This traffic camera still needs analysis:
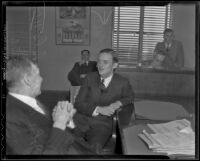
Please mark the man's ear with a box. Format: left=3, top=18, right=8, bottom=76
left=23, top=74, right=31, bottom=87
left=113, top=62, right=119, bottom=69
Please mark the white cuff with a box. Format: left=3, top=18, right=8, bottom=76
left=92, top=107, right=99, bottom=117
left=66, top=120, right=75, bottom=129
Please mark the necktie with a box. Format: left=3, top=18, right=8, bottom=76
left=166, top=44, right=170, bottom=52
left=100, top=79, right=106, bottom=92
left=101, top=79, right=105, bottom=87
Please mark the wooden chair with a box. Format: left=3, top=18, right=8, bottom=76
left=69, top=86, right=118, bottom=154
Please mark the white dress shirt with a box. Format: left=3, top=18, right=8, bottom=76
left=100, top=74, right=113, bottom=88
left=92, top=74, right=113, bottom=116
left=9, top=92, right=45, bottom=115
left=165, top=42, right=172, bottom=50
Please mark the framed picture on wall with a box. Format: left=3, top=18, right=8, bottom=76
left=55, top=7, right=91, bottom=45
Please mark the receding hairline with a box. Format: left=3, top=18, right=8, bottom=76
left=6, top=56, right=35, bottom=87
left=98, top=50, right=118, bottom=63
left=164, top=28, right=174, bottom=34
left=81, top=50, right=90, bottom=55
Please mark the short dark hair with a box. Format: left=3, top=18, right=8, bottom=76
left=163, top=28, right=174, bottom=35
left=99, top=48, right=118, bottom=63
left=81, top=49, right=90, bottom=55
left=6, top=56, right=34, bottom=89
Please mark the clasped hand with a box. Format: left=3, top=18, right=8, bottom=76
left=52, top=101, right=76, bottom=128
left=80, top=74, right=87, bottom=78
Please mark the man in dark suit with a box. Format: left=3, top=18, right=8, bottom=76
left=6, top=56, right=95, bottom=155
left=152, top=28, right=184, bottom=69
left=73, top=48, right=134, bottom=154
left=68, top=50, right=98, bottom=86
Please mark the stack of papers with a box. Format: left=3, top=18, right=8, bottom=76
left=138, top=119, right=195, bottom=156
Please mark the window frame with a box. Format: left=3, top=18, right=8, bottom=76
left=112, top=5, right=173, bottom=68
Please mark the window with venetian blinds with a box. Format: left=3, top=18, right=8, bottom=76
left=112, top=5, right=173, bottom=68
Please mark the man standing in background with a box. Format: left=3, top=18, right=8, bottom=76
left=68, top=49, right=97, bottom=86
left=152, top=28, right=184, bottom=69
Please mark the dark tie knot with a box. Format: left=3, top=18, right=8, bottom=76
left=101, top=79, right=104, bottom=84
left=166, top=44, right=170, bottom=52
left=100, top=79, right=106, bottom=92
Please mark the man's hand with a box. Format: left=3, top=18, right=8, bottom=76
left=97, top=106, right=116, bottom=116
left=156, top=54, right=165, bottom=61
left=52, top=101, right=76, bottom=130
left=80, top=74, right=87, bottom=78
left=109, top=101, right=122, bottom=111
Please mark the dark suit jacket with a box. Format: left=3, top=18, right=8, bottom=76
left=68, top=61, right=98, bottom=86
left=154, top=40, right=184, bottom=69
left=6, top=94, right=94, bottom=155
left=74, top=72, right=134, bottom=130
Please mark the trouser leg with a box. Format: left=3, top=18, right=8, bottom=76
left=85, top=125, right=112, bottom=154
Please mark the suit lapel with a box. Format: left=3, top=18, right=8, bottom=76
left=105, top=74, right=116, bottom=91
left=171, top=40, right=176, bottom=50
left=36, top=99, right=51, bottom=117
left=96, top=74, right=102, bottom=95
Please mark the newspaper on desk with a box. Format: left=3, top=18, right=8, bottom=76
left=138, top=119, right=195, bottom=156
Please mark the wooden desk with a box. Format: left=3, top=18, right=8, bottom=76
left=117, top=111, right=195, bottom=159
left=117, top=110, right=167, bottom=156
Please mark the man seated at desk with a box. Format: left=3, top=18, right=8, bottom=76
left=72, top=48, right=134, bottom=154
left=68, top=49, right=98, bottom=86
left=151, top=28, right=184, bottom=70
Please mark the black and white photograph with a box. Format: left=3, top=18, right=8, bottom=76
left=1, top=1, right=199, bottom=160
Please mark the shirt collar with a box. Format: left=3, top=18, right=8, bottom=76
left=165, top=42, right=172, bottom=48
left=9, top=92, right=45, bottom=115
left=101, top=74, right=113, bottom=88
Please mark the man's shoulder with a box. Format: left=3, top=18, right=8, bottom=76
left=173, top=40, right=182, bottom=45
left=86, top=72, right=99, bottom=78
left=156, top=41, right=164, bottom=46
left=89, top=61, right=97, bottom=65
left=114, top=73, right=129, bottom=82
left=74, top=62, right=81, bottom=66
left=6, top=95, right=25, bottom=120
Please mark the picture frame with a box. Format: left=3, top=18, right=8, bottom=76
left=55, top=7, right=91, bottom=45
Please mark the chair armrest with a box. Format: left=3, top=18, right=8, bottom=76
left=69, top=86, right=80, bottom=104
left=111, top=114, right=117, bottom=139
left=117, top=102, right=135, bottom=127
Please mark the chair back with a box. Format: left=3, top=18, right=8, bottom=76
left=70, top=86, right=80, bottom=104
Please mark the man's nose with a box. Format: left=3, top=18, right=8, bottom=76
left=40, top=77, right=43, bottom=82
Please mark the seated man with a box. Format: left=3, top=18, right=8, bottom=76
left=151, top=28, right=184, bottom=69
left=6, top=55, right=95, bottom=155
left=68, top=50, right=98, bottom=86
left=73, top=48, right=134, bottom=154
